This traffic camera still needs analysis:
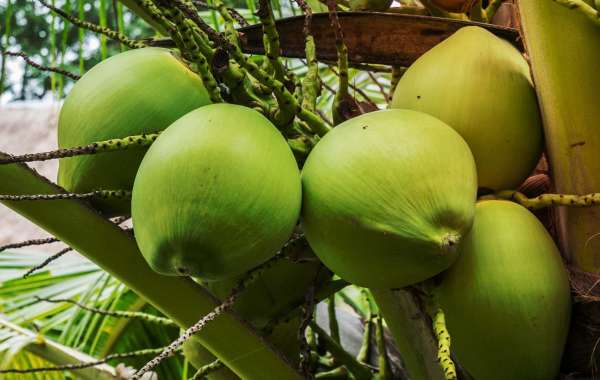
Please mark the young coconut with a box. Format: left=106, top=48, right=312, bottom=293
left=435, top=200, right=570, bottom=380
left=131, top=104, right=302, bottom=280
left=391, top=26, right=543, bottom=192
left=57, top=47, right=212, bottom=216
left=301, top=109, right=477, bottom=289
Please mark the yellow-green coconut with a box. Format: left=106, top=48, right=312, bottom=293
left=301, top=109, right=477, bottom=289
left=436, top=200, right=571, bottom=380
left=391, top=26, right=543, bottom=191
left=58, top=48, right=211, bottom=215
left=131, top=104, right=302, bottom=280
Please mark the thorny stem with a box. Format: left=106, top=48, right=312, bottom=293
left=35, top=296, right=177, bottom=326
left=295, top=0, right=320, bottom=113
left=2, top=51, right=80, bottom=80
left=172, top=0, right=330, bottom=136
left=37, top=0, right=145, bottom=49
left=0, top=237, right=59, bottom=253
left=157, top=2, right=223, bottom=103
left=0, top=346, right=174, bottom=374
left=133, top=0, right=179, bottom=36
left=553, top=0, right=600, bottom=26
left=189, top=359, right=224, bottom=379
left=431, top=308, right=457, bottom=380
left=258, top=0, right=286, bottom=82
left=491, top=191, right=600, bottom=210
left=192, top=0, right=250, bottom=27
left=131, top=249, right=289, bottom=379
left=0, top=190, right=132, bottom=202
left=23, top=247, right=72, bottom=278
left=327, top=0, right=350, bottom=125
left=0, top=132, right=160, bottom=164
left=23, top=218, right=131, bottom=278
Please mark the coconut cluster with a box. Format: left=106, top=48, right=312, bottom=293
left=57, top=26, right=569, bottom=379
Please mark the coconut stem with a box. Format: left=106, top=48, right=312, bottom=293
left=37, top=0, right=145, bottom=49
left=493, top=190, right=600, bottom=210
left=35, top=296, right=177, bottom=326
left=327, top=0, right=350, bottom=126
left=0, top=189, right=131, bottom=202
left=1, top=51, right=80, bottom=80
left=0, top=132, right=159, bottom=164
left=296, top=0, right=320, bottom=113
left=0, top=346, right=171, bottom=374
left=258, top=0, right=287, bottom=82
left=370, top=288, right=444, bottom=380
left=430, top=307, right=457, bottom=380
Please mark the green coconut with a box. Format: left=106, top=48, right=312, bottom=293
left=57, top=47, right=211, bottom=216
left=301, top=109, right=477, bottom=289
left=435, top=200, right=571, bottom=380
left=391, top=26, right=543, bottom=191
left=131, top=104, right=302, bottom=280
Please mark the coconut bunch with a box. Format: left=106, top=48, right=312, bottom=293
left=53, top=0, right=570, bottom=374
left=301, top=26, right=570, bottom=379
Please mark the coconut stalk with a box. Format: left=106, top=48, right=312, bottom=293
left=370, top=289, right=444, bottom=380
left=517, top=0, right=600, bottom=373
left=0, top=158, right=303, bottom=380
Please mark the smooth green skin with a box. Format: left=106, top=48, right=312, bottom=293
left=301, top=109, right=477, bottom=289
left=58, top=47, right=211, bottom=215
left=132, top=104, right=302, bottom=280
left=391, top=26, right=543, bottom=191
left=436, top=200, right=571, bottom=380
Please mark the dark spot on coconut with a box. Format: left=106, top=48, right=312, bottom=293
left=571, top=141, right=586, bottom=147
left=362, top=125, right=368, bottom=130
left=417, top=95, right=421, bottom=100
